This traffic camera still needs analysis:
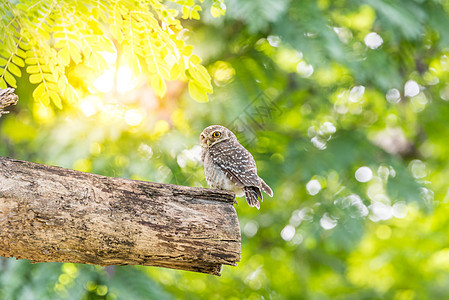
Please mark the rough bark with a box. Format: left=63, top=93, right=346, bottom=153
left=0, top=88, right=18, bottom=116
left=0, top=157, right=240, bottom=275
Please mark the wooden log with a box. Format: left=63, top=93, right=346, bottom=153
left=0, top=88, right=18, bottom=116
left=0, top=157, right=241, bottom=275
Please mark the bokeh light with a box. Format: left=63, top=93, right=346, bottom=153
left=364, top=32, right=383, bottom=49
left=355, top=166, right=373, bottom=183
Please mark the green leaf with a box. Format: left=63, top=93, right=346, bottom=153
left=86, top=52, right=108, bottom=73
left=188, top=81, right=208, bottom=102
left=16, top=48, right=27, bottom=58
left=3, top=70, right=17, bottom=87
left=191, top=9, right=200, bottom=20
left=12, top=55, right=25, bottom=67
left=151, top=74, right=167, bottom=97
left=29, top=73, right=43, bottom=84
left=58, top=47, right=70, bottom=66
left=169, top=63, right=180, bottom=80
left=211, top=6, right=222, bottom=18
left=189, top=54, right=201, bottom=64
left=211, top=2, right=226, bottom=18
left=58, top=74, right=68, bottom=93
left=32, top=83, right=46, bottom=100
left=26, top=65, right=40, bottom=74
left=43, top=73, right=57, bottom=83
left=187, top=63, right=212, bottom=92
left=49, top=91, right=62, bottom=109
left=64, top=84, right=79, bottom=103
left=68, top=43, right=82, bottom=64
left=7, top=62, right=21, bottom=77
left=0, top=57, right=7, bottom=65
left=25, top=57, right=38, bottom=65
left=40, top=93, right=50, bottom=106
left=182, top=6, right=190, bottom=19
left=0, top=78, right=6, bottom=89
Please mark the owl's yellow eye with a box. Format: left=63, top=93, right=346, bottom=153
left=212, top=131, right=221, bottom=138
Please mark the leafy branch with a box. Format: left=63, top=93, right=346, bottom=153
left=0, top=0, right=226, bottom=107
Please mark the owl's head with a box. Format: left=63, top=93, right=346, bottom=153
left=200, top=125, right=237, bottom=148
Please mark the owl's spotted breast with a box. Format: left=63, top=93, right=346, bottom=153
left=208, top=140, right=260, bottom=187
left=203, top=151, right=245, bottom=197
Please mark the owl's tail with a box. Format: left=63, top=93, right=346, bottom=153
left=244, top=186, right=261, bottom=210
left=260, top=178, right=273, bottom=197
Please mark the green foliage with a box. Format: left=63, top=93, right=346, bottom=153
left=2, top=0, right=449, bottom=299
left=0, top=261, right=172, bottom=299
left=0, top=0, right=218, bottom=105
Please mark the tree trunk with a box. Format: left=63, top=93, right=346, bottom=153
left=0, top=157, right=241, bottom=276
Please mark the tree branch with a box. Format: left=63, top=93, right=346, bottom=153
left=0, top=88, right=19, bottom=116
left=0, top=157, right=241, bottom=276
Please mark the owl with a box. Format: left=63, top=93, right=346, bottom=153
left=200, top=125, right=273, bottom=209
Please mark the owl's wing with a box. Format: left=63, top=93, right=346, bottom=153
left=209, top=141, right=261, bottom=188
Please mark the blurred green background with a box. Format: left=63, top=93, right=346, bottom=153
left=2, top=0, right=449, bottom=299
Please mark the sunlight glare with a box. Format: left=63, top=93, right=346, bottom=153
left=117, top=66, right=139, bottom=94
left=125, top=109, right=144, bottom=126
left=93, top=69, right=114, bottom=93
left=93, top=65, right=139, bottom=94
left=80, top=96, right=102, bottom=117
left=100, top=51, right=117, bottom=65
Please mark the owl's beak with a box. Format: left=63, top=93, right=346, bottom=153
left=206, top=139, right=211, bottom=146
